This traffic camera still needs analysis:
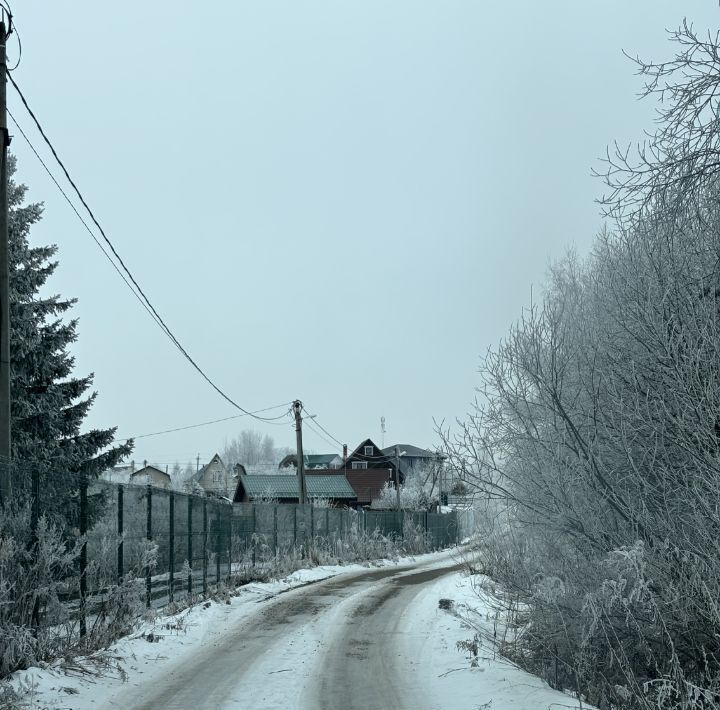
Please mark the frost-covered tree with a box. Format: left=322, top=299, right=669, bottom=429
left=372, top=462, right=440, bottom=511
left=221, top=429, right=289, bottom=468
left=442, top=19, right=720, bottom=707
left=8, top=157, right=132, bottom=523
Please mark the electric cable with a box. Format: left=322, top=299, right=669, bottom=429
left=114, top=402, right=293, bottom=442
left=300, top=405, right=344, bottom=448
left=8, top=110, right=172, bottom=335
left=303, top=417, right=340, bottom=451
left=7, top=74, right=286, bottom=424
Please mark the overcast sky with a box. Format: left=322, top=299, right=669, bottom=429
left=8, top=1, right=719, bottom=469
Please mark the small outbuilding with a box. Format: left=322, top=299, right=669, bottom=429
left=129, top=464, right=172, bottom=490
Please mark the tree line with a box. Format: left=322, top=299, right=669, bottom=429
left=443, top=19, right=720, bottom=709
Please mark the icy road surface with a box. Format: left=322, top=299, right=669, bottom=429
left=12, top=552, right=591, bottom=709
left=119, top=556, right=587, bottom=710
left=127, top=562, right=461, bottom=710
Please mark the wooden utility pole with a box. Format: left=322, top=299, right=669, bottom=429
left=293, top=400, right=307, bottom=504
left=0, top=17, right=11, bottom=506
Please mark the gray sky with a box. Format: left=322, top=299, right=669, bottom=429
left=9, top=1, right=719, bottom=468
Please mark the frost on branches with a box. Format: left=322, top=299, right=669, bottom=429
left=442, top=20, right=720, bottom=710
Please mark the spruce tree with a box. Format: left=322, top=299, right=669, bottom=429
left=7, top=156, right=132, bottom=524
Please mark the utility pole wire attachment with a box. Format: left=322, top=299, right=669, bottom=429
left=0, top=3, right=18, bottom=71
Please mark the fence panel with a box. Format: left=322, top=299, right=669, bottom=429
left=15, top=469, right=461, bottom=640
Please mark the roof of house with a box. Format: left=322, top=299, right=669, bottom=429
left=192, top=453, right=226, bottom=482
left=344, top=469, right=392, bottom=504
left=306, top=468, right=391, bottom=505
left=306, top=453, right=341, bottom=466
left=130, top=465, right=170, bottom=479
left=278, top=453, right=341, bottom=469
left=234, top=474, right=357, bottom=501
left=345, top=439, right=397, bottom=468
left=382, top=444, right=445, bottom=460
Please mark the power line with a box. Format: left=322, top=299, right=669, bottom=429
left=301, top=406, right=344, bottom=448
left=114, top=402, right=293, bottom=442
left=303, top=416, right=340, bottom=451
left=7, top=73, right=284, bottom=424
left=8, top=110, right=172, bottom=335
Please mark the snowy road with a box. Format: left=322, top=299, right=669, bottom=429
left=15, top=552, right=590, bottom=709
left=124, top=559, right=464, bottom=710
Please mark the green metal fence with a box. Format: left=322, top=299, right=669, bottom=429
left=13, top=472, right=459, bottom=634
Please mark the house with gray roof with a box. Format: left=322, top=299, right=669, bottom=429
left=278, top=453, right=343, bottom=470
left=233, top=473, right=357, bottom=507
left=382, top=444, right=445, bottom=479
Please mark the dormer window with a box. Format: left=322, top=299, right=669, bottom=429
left=364, top=445, right=373, bottom=456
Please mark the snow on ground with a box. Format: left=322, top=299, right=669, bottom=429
left=407, top=571, right=596, bottom=710
left=7, top=551, right=453, bottom=709
left=7, top=549, right=594, bottom=710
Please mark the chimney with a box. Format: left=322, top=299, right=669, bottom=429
left=342, top=444, right=348, bottom=461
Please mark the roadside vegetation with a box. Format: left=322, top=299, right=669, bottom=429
left=0, top=499, right=434, bottom=709
left=443, top=19, right=720, bottom=709
left=0, top=155, right=443, bottom=701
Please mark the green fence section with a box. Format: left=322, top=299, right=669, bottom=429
left=80, top=480, right=460, bottom=615
left=7, top=466, right=459, bottom=637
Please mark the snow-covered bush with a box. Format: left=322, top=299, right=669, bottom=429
left=372, top=462, right=440, bottom=510
left=442, top=28, right=720, bottom=702
left=0, top=505, right=149, bottom=680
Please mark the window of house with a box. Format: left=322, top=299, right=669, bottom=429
left=364, top=445, right=373, bottom=456
left=352, top=461, right=368, bottom=470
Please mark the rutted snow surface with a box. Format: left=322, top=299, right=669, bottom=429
left=9, top=551, right=592, bottom=709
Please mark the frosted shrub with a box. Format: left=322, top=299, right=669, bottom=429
left=400, top=516, right=431, bottom=555
left=0, top=506, right=78, bottom=677
left=0, top=505, right=150, bottom=680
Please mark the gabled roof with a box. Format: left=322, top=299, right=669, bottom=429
left=278, top=453, right=341, bottom=469
left=192, top=453, right=226, bottom=482
left=306, top=453, right=341, bottom=467
left=346, top=438, right=391, bottom=463
left=382, top=444, right=445, bottom=460
left=234, top=474, right=356, bottom=501
left=130, top=465, right=170, bottom=479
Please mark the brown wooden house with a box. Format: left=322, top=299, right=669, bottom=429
left=302, top=439, right=403, bottom=507
left=306, top=467, right=391, bottom=507
left=342, top=438, right=404, bottom=482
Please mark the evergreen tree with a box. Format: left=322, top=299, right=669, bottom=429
left=7, top=156, right=132, bottom=524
